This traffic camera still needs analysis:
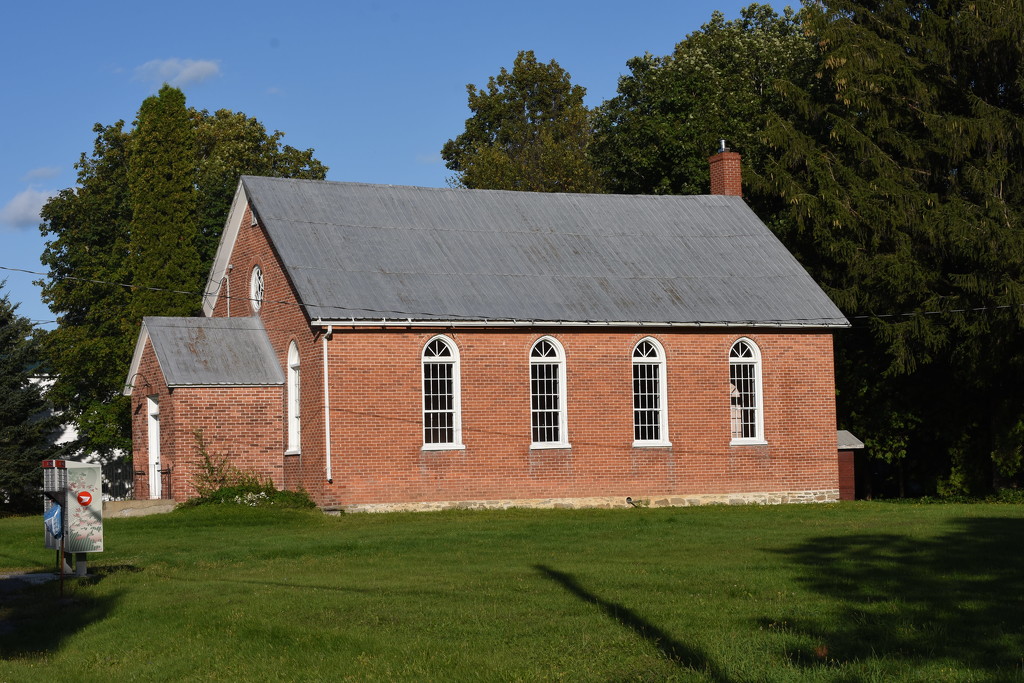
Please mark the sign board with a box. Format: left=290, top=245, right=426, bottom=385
left=43, top=460, right=104, bottom=553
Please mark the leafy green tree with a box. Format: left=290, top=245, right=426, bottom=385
left=39, top=122, right=134, bottom=456
left=442, top=50, right=602, bottom=193
left=39, top=86, right=328, bottom=457
left=749, top=0, right=1024, bottom=494
left=194, top=108, right=327, bottom=265
left=0, top=285, right=59, bottom=514
left=593, top=4, right=815, bottom=195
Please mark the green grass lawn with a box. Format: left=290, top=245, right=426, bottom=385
left=2, top=502, right=1023, bottom=681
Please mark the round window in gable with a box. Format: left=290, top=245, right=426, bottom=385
left=250, top=265, right=265, bottom=313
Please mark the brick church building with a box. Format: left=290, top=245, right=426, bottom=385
left=125, top=151, right=850, bottom=511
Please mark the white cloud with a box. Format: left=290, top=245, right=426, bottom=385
left=0, top=188, right=55, bottom=230
left=23, top=166, right=61, bottom=181
left=134, top=58, right=221, bottom=87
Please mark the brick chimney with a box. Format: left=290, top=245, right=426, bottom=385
left=708, top=140, right=742, bottom=197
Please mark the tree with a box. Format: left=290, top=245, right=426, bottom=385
left=442, top=50, right=602, bottom=193
left=592, top=4, right=815, bottom=195
left=194, top=108, right=327, bottom=265
left=749, top=0, right=1024, bottom=494
left=0, top=285, right=59, bottom=513
left=39, top=122, right=134, bottom=457
left=39, top=86, right=328, bottom=457
left=128, top=85, right=202, bottom=322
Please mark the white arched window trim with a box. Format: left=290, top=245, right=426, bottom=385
left=421, top=335, right=465, bottom=450
left=632, top=337, right=671, bottom=447
left=530, top=336, right=570, bottom=449
left=729, top=337, right=766, bottom=445
left=286, top=341, right=301, bottom=454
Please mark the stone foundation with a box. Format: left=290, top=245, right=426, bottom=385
left=327, top=489, right=840, bottom=514
left=104, top=499, right=178, bottom=517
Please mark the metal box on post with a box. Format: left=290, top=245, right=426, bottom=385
left=42, top=460, right=104, bottom=555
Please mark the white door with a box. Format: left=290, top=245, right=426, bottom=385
left=147, top=396, right=161, bottom=499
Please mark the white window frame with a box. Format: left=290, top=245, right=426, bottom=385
left=530, top=336, right=570, bottom=449
left=729, top=338, right=766, bottom=445
left=286, top=341, right=301, bottom=454
left=632, top=337, right=671, bottom=447
left=250, top=265, right=265, bottom=313
left=421, top=335, right=464, bottom=450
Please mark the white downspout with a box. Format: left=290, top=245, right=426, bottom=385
left=224, top=264, right=233, bottom=317
left=323, top=325, right=333, bottom=483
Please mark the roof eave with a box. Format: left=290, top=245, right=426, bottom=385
left=165, top=382, right=285, bottom=389
left=202, top=183, right=250, bottom=317
left=311, top=317, right=851, bottom=330
left=123, top=321, right=151, bottom=396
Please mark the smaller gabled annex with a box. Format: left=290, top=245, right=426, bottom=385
left=125, top=317, right=286, bottom=500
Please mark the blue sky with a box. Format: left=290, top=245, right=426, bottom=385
left=1, top=0, right=755, bottom=328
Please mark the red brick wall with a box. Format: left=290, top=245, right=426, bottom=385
left=709, top=151, right=743, bottom=196
left=130, top=338, right=167, bottom=500
left=139, top=200, right=840, bottom=508
left=319, top=328, right=838, bottom=507
left=838, top=450, right=856, bottom=500
left=209, top=204, right=326, bottom=501
left=166, top=386, right=283, bottom=497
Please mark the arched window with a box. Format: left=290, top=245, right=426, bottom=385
left=729, top=338, right=765, bottom=443
left=250, top=265, right=265, bottom=313
left=530, top=337, right=569, bottom=448
left=633, top=338, right=670, bottom=446
left=287, top=342, right=301, bottom=453
left=422, top=336, right=463, bottom=449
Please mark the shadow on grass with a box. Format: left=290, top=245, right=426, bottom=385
left=535, top=564, right=733, bottom=682
left=219, top=577, right=371, bottom=593
left=0, top=564, right=139, bottom=659
left=768, top=516, right=1024, bottom=674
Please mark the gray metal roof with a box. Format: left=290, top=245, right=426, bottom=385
left=241, top=176, right=848, bottom=327
left=143, top=316, right=284, bottom=387
left=837, top=429, right=865, bottom=450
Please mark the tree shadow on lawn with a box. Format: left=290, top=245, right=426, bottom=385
left=215, top=577, right=371, bottom=594
left=0, top=564, right=139, bottom=659
left=767, top=517, right=1024, bottom=674
left=535, top=564, right=734, bottom=682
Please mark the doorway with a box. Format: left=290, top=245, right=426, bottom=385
left=147, top=396, right=161, bottom=499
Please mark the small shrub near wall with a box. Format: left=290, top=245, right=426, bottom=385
left=178, top=481, right=316, bottom=509
left=181, top=430, right=316, bottom=509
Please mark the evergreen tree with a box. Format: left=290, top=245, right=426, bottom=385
left=0, top=286, right=58, bottom=514
left=128, top=85, right=202, bottom=321
left=39, top=87, right=328, bottom=456
left=442, top=51, right=602, bottom=192
left=749, top=0, right=1024, bottom=493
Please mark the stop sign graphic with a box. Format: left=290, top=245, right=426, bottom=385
left=77, top=491, right=92, bottom=506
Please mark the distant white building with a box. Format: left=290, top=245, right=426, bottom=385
left=31, top=376, right=131, bottom=500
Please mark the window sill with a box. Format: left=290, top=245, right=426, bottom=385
left=730, top=439, right=768, bottom=446
left=421, top=443, right=466, bottom=451
left=530, top=442, right=571, bottom=450
left=632, top=440, right=673, bottom=448
left=284, top=449, right=301, bottom=457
